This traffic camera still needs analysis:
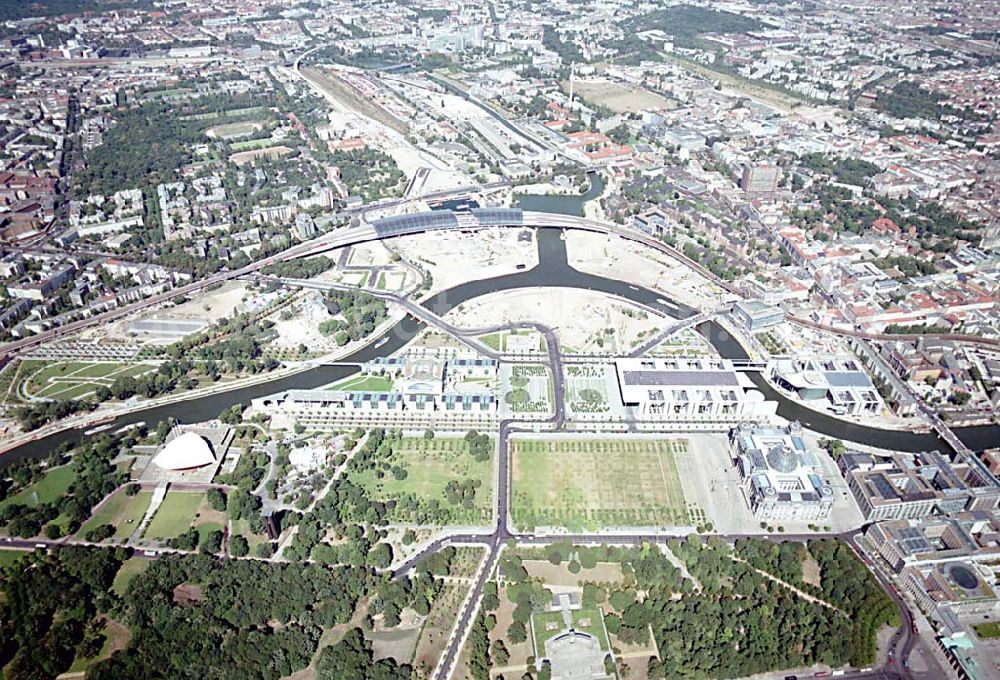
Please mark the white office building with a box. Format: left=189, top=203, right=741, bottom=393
left=613, top=357, right=777, bottom=420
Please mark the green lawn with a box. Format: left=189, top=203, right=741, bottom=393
left=111, top=558, right=150, bottom=596
left=144, top=492, right=205, bottom=540
left=349, top=437, right=493, bottom=525
left=78, top=490, right=153, bottom=541
left=974, top=621, right=1000, bottom=639
left=0, top=464, right=75, bottom=511
left=0, top=549, right=30, bottom=568
left=196, top=522, right=224, bottom=543
left=532, top=610, right=567, bottom=652
left=480, top=333, right=502, bottom=351
left=571, top=608, right=610, bottom=651
left=230, top=518, right=270, bottom=550
left=511, top=438, right=688, bottom=531
left=326, top=373, right=395, bottom=392
left=532, top=606, right=610, bottom=654
left=21, top=360, right=155, bottom=400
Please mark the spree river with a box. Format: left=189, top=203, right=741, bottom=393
left=2, top=222, right=997, bottom=467
left=514, top=172, right=606, bottom=217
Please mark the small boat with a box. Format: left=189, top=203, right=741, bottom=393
left=114, top=421, right=144, bottom=434
left=84, top=423, right=115, bottom=436
left=83, top=415, right=117, bottom=435
left=374, top=337, right=389, bottom=348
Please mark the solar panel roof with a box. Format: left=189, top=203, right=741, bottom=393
left=825, top=371, right=874, bottom=388
left=621, top=370, right=740, bottom=387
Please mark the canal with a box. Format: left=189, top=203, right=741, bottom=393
left=2, top=225, right=996, bottom=467
left=514, top=171, right=606, bottom=217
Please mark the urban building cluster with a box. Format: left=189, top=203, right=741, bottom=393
left=1, top=1, right=999, bottom=677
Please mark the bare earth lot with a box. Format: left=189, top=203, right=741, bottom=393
left=562, top=79, right=675, bottom=113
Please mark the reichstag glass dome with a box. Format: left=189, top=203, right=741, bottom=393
left=766, top=445, right=799, bottom=473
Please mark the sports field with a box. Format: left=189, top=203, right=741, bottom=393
left=561, top=79, right=675, bottom=113
left=205, top=120, right=264, bottom=140
left=511, top=438, right=688, bottom=531
left=18, top=360, right=155, bottom=401
left=230, top=137, right=279, bottom=152
left=349, top=437, right=493, bottom=525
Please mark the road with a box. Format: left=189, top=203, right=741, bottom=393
left=6, top=225, right=921, bottom=680
left=0, top=204, right=719, bottom=360
left=10, top=204, right=992, bottom=375
left=789, top=313, right=1000, bottom=350
left=3, top=207, right=931, bottom=680
left=374, top=300, right=914, bottom=680
left=627, top=304, right=732, bottom=358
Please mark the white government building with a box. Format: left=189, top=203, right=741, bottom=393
left=730, top=422, right=835, bottom=522
left=613, top=357, right=777, bottom=420
left=251, top=356, right=499, bottom=428
left=768, top=355, right=885, bottom=416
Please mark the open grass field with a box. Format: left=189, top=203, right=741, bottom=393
left=0, top=464, right=75, bottom=512
left=974, top=621, right=1000, bottom=639
left=111, top=558, right=150, bottom=596
left=18, top=360, right=156, bottom=401
left=479, top=333, right=502, bottom=351
left=349, top=437, right=493, bottom=525
left=326, top=373, right=395, bottom=392
left=0, top=549, right=30, bottom=568
left=523, top=560, right=624, bottom=588
left=511, top=438, right=688, bottom=531
left=78, top=489, right=153, bottom=541
left=532, top=606, right=610, bottom=654
left=144, top=492, right=204, bottom=540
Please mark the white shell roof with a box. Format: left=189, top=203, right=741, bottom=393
left=152, top=432, right=215, bottom=470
